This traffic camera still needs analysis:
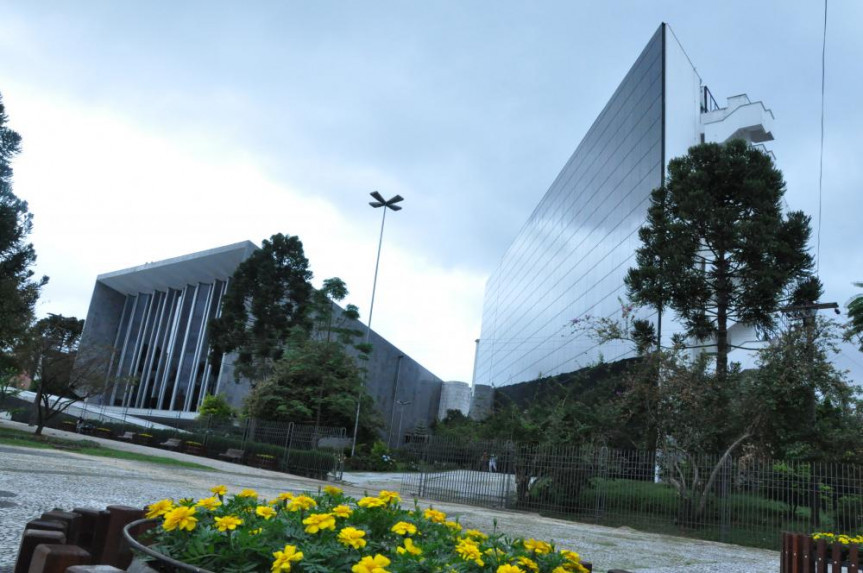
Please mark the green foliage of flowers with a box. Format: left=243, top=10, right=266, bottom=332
left=144, top=486, right=589, bottom=573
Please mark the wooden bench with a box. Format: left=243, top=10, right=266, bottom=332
left=117, top=432, right=135, bottom=442
left=159, top=438, right=182, bottom=450
left=218, top=448, right=245, bottom=463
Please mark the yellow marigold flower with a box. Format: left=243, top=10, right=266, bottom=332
left=423, top=508, right=446, bottom=523
left=517, top=556, right=539, bottom=572
left=210, top=485, right=228, bottom=496
left=288, top=495, right=317, bottom=512
left=391, top=521, right=418, bottom=536
left=497, top=566, right=525, bottom=573
left=277, top=492, right=295, bottom=502
left=523, top=538, right=552, bottom=554
left=303, top=512, right=336, bottom=533
left=444, top=520, right=462, bottom=532
left=333, top=505, right=353, bottom=518
left=238, top=488, right=258, bottom=498
left=357, top=496, right=386, bottom=509
left=465, top=528, right=488, bottom=540
left=377, top=490, right=401, bottom=504
left=195, top=497, right=222, bottom=511
left=351, top=554, right=391, bottom=573
left=162, top=506, right=197, bottom=532
left=396, top=537, right=422, bottom=556
left=250, top=527, right=263, bottom=535
left=455, top=538, right=484, bottom=566
left=337, top=526, right=367, bottom=549
left=146, top=499, right=174, bottom=519
left=214, top=515, right=243, bottom=532
left=271, top=544, right=303, bottom=572
left=552, top=568, right=568, bottom=573
left=560, top=550, right=581, bottom=563
left=256, top=505, right=277, bottom=520
left=324, top=485, right=343, bottom=496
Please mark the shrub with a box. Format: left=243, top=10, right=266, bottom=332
left=284, top=449, right=339, bottom=480
left=197, top=394, right=234, bottom=422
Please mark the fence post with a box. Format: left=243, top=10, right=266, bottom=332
left=500, top=440, right=514, bottom=509
left=282, top=422, right=295, bottom=469
left=241, top=418, right=251, bottom=451
left=719, top=455, right=731, bottom=543
left=594, top=446, right=609, bottom=523
left=418, top=437, right=430, bottom=498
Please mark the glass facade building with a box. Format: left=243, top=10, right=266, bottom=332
left=475, top=24, right=773, bottom=387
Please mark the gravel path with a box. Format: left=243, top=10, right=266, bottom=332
left=0, top=420, right=778, bottom=572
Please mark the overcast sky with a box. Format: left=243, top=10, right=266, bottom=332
left=1, top=1, right=861, bottom=383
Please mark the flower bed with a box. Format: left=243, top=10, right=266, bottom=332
left=143, top=486, right=590, bottom=572
left=184, top=441, right=205, bottom=455
left=781, top=531, right=862, bottom=572
left=252, top=453, right=277, bottom=469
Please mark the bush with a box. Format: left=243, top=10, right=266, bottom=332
left=197, top=394, right=234, bottom=422
left=344, top=440, right=396, bottom=472
left=283, top=449, right=339, bottom=480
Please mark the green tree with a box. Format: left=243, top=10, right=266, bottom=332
left=0, top=368, right=22, bottom=408
left=209, top=233, right=313, bottom=383
left=845, top=282, right=863, bottom=352
left=244, top=335, right=380, bottom=440
left=27, top=314, right=104, bottom=435
left=748, top=316, right=862, bottom=462
left=626, top=140, right=815, bottom=381
left=310, top=277, right=363, bottom=345
left=0, top=92, right=48, bottom=371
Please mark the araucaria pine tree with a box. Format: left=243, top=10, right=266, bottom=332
left=626, top=140, right=815, bottom=381
left=0, top=92, right=48, bottom=370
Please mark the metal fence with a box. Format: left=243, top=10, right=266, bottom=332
left=398, top=437, right=863, bottom=550
left=20, top=401, right=348, bottom=481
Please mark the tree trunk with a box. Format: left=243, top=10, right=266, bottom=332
left=715, top=256, right=729, bottom=383
left=33, top=382, right=45, bottom=436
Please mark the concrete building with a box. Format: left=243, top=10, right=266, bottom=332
left=474, top=23, right=775, bottom=389
left=76, top=241, right=443, bottom=441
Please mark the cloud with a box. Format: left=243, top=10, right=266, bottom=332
left=6, top=84, right=484, bottom=381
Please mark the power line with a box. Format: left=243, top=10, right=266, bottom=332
left=816, top=0, right=828, bottom=273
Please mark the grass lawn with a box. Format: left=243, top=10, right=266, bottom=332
left=0, top=426, right=216, bottom=471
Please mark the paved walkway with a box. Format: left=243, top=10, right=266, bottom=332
left=0, top=420, right=778, bottom=572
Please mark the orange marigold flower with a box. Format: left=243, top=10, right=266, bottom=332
left=162, top=506, right=197, bottom=532
left=271, top=544, right=303, bottom=572
left=357, top=496, right=386, bottom=509
left=351, top=554, right=390, bottom=573
left=146, top=499, right=174, bottom=519
left=337, top=526, right=367, bottom=549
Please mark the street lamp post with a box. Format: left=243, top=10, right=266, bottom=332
left=351, top=191, right=404, bottom=457
left=396, top=400, right=412, bottom=447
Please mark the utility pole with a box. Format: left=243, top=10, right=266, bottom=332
left=779, top=300, right=839, bottom=529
